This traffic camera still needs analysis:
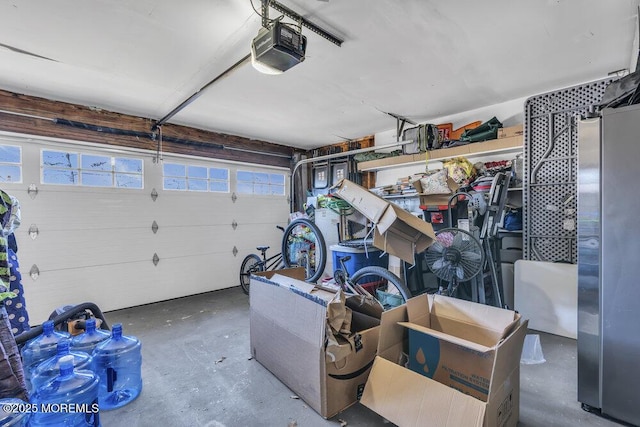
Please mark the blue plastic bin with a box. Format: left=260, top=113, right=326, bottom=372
left=330, top=244, right=389, bottom=275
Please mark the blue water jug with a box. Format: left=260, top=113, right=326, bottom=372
left=70, top=318, right=110, bottom=355
left=21, top=320, right=70, bottom=393
left=92, top=323, right=142, bottom=410
left=0, top=397, right=30, bottom=426
left=31, top=339, right=93, bottom=392
left=30, top=355, right=100, bottom=426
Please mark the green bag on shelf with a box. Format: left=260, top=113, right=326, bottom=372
left=460, top=117, right=502, bottom=142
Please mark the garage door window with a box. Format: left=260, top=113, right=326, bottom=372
left=114, top=157, right=144, bottom=188
left=0, top=145, right=22, bottom=183
left=42, top=150, right=143, bottom=188
left=163, top=162, right=229, bottom=193
left=237, top=171, right=285, bottom=195
left=209, top=168, right=229, bottom=192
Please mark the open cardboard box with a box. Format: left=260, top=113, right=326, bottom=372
left=249, top=267, right=380, bottom=419
left=360, top=294, right=528, bottom=427
left=332, top=179, right=436, bottom=264
left=413, top=175, right=460, bottom=207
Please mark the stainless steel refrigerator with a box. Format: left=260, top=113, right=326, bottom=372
left=578, top=105, right=640, bottom=425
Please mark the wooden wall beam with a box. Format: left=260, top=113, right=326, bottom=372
left=0, top=90, right=296, bottom=168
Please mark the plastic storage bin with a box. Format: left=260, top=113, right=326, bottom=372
left=330, top=244, right=388, bottom=275
left=92, top=323, right=142, bottom=410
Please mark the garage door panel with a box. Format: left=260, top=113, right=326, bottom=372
left=17, top=231, right=153, bottom=272
left=1, top=134, right=289, bottom=317
left=148, top=228, right=241, bottom=259
left=17, top=224, right=279, bottom=272
left=150, top=214, right=236, bottom=229
left=22, top=250, right=243, bottom=324
left=21, top=196, right=240, bottom=231
left=152, top=192, right=236, bottom=224
left=232, top=196, right=290, bottom=224
left=19, top=191, right=152, bottom=230
left=149, top=195, right=288, bottom=226
left=232, top=224, right=285, bottom=258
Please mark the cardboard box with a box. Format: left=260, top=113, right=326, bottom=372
left=413, top=176, right=460, bottom=207
left=498, top=124, right=524, bottom=139
left=360, top=294, right=528, bottom=427
left=249, top=268, right=380, bottom=419
left=332, top=179, right=436, bottom=264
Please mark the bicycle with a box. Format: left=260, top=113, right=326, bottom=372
left=239, top=245, right=282, bottom=295
left=332, top=254, right=411, bottom=311
left=239, top=217, right=327, bottom=294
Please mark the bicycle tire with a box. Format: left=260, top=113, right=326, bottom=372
left=239, top=254, right=263, bottom=295
left=350, top=266, right=411, bottom=310
left=281, top=218, right=327, bottom=283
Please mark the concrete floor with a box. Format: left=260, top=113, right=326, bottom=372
left=98, top=287, right=623, bottom=427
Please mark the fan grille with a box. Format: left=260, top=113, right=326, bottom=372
left=424, top=228, right=484, bottom=282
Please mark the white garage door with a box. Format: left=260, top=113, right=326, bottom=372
left=0, top=132, right=290, bottom=323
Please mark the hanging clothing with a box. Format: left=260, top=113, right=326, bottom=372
left=5, top=236, right=29, bottom=336
left=0, top=190, right=28, bottom=401
left=0, top=190, right=13, bottom=289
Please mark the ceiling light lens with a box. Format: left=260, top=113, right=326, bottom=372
left=250, top=44, right=283, bottom=75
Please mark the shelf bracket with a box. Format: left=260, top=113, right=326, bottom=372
left=384, top=112, right=417, bottom=142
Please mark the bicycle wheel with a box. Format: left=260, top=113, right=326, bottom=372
left=281, top=218, right=327, bottom=283
left=239, top=254, right=263, bottom=295
left=350, top=266, right=411, bottom=310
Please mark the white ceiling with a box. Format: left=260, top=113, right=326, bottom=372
left=0, top=0, right=638, bottom=150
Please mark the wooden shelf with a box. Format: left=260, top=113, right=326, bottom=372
left=357, top=135, right=523, bottom=172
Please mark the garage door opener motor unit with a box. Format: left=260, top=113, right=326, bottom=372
left=251, top=21, right=307, bottom=73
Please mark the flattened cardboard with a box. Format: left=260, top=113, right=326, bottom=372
left=332, top=179, right=436, bottom=264
left=361, top=295, right=528, bottom=427
left=250, top=268, right=379, bottom=419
